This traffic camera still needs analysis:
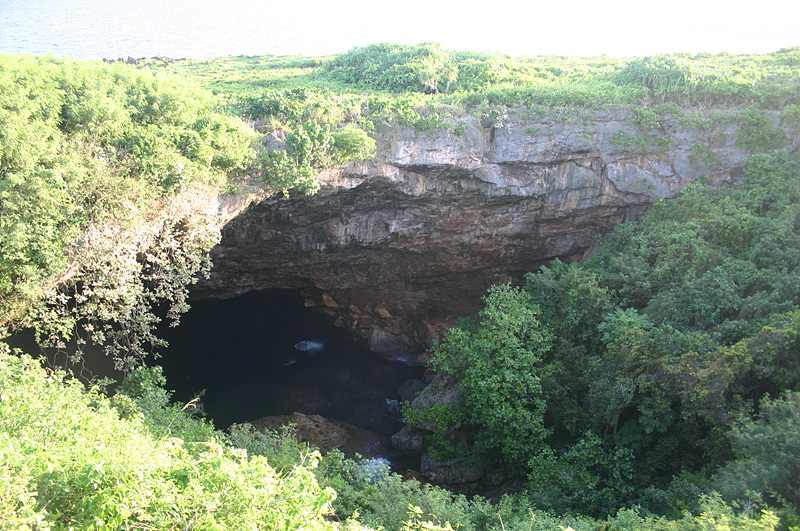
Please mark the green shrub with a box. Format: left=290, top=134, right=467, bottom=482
left=320, top=43, right=458, bottom=94
left=713, top=392, right=800, bottom=512
left=736, top=108, right=785, bottom=152
left=0, top=350, right=338, bottom=530
left=527, top=433, right=636, bottom=517
left=430, top=283, right=553, bottom=466
left=228, top=422, right=313, bottom=474
left=611, top=130, right=649, bottom=151
left=614, top=55, right=695, bottom=94
left=317, top=450, right=472, bottom=531
left=260, top=119, right=374, bottom=195
left=0, top=54, right=259, bottom=367
left=782, top=103, right=800, bottom=130
left=330, top=125, right=377, bottom=165
left=688, top=144, right=719, bottom=167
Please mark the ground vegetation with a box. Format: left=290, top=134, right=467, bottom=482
left=1, top=44, right=799, bottom=528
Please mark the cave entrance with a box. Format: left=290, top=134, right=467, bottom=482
left=157, top=289, right=422, bottom=436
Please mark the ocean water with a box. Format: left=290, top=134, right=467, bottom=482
left=0, top=0, right=381, bottom=60
left=2, top=1, right=797, bottom=63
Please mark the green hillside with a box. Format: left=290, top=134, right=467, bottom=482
left=1, top=45, right=799, bottom=529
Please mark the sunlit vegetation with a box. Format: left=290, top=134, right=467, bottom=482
left=0, top=348, right=787, bottom=530
left=159, top=43, right=800, bottom=130
left=412, top=149, right=800, bottom=526
left=0, top=349, right=339, bottom=530
left=162, top=43, right=800, bottom=108
left=1, top=43, right=799, bottom=528
left=0, top=54, right=262, bottom=371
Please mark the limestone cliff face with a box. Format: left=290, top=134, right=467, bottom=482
left=197, top=107, right=797, bottom=360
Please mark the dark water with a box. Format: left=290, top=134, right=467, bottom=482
left=157, top=289, right=420, bottom=434
left=4, top=289, right=420, bottom=438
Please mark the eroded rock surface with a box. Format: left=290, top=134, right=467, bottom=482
left=197, top=108, right=797, bottom=357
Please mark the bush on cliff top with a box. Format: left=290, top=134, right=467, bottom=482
left=180, top=44, right=800, bottom=112
left=0, top=54, right=265, bottom=369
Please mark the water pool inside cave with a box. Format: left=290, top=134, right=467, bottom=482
left=157, top=289, right=422, bottom=435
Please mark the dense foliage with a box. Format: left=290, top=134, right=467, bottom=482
left=319, top=43, right=800, bottom=109
left=2, top=44, right=799, bottom=528
left=0, top=54, right=261, bottom=369
left=320, top=43, right=459, bottom=94
left=0, top=348, right=338, bottom=530
left=428, top=284, right=553, bottom=464
left=171, top=44, right=800, bottom=110
left=418, top=149, right=800, bottom=524
left=0, top=349, right=785, bottom=530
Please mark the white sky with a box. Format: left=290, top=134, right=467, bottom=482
left=1, top=0, right=798, bottom=58
left=316, top=0, right=800, bottom=57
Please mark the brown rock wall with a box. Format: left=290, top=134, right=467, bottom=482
left=195, top=108, right=798, bottom=358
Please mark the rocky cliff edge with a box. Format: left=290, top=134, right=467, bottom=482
left=196, top=107, right=798, bottom=361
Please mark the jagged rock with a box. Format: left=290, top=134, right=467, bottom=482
left=261, top=130, right=287, bottom=151
left=322, top=293, right=339, bottom=307
left=368, top=328, right=408, bottom=354
left=398, top=378, right=427, bottom=402
left=391, top=424, right=428, bottom=454
left=196, top=109, right=798, bottom=353
left=406, top=375, right=462, bottom=432
left=421, top=452, right=484, bottom=485
left=250, top=412, right=391, bottom=459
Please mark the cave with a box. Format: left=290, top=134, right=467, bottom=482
left=174, top=109, right=754, bottom=461
left=157, top=289, right=422, bottom=436
left=195, top=108, right=756, bottom=363
left=6, top=106, right=795, bottom=490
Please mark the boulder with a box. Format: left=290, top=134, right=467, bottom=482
left=405, top=375, right=462, bottom=433
left=251, top=412, right=391, bottom=459
left=398, top=378, right=427, bottom=402
left=391, top=424, right=428, bottom=454
left=368, top=328, right=413, bottom=363
left=421, top=452, right=484, bottom=485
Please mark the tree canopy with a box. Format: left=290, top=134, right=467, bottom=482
left=412, top=149, right=800, bottom=521
left=1, top=45, right=799, bottom=529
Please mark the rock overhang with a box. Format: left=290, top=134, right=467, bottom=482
left=195, top=107, right=798, bottom=360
